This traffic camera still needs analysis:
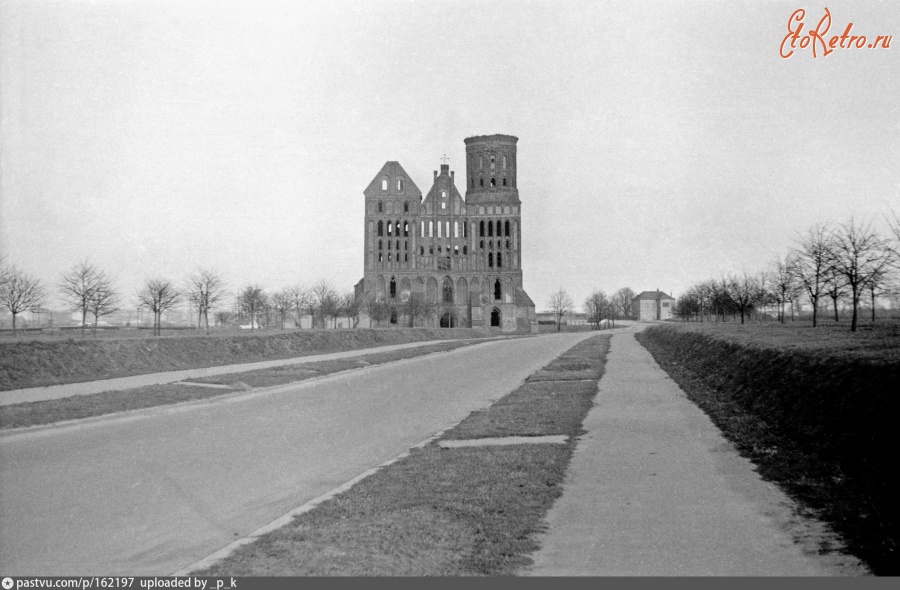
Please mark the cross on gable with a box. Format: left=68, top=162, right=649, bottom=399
left=440, top=153, right=450, bottom=165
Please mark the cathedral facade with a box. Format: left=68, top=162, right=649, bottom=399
left=355, top=134, right=536, bottom=332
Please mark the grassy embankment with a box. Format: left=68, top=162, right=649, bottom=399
left=191, top=335, right=610, bottom=576
left=0, top=327, right=498, bottom=391
left=636, top=320, right=899, bottom=575
left=0, top=339, right=488, bottom=429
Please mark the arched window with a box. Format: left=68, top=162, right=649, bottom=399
left=463, top=245, right=467, bottom=255
left=377, top=220, right=383, bottom=236
left=506, top=239, right=510, bottom=250
left=381, top=179, right=387, bottom=191
left=490, top=177, right=496, bottom=187
left=437, top=221, right=442, bottom=238
left=505, top=221, right=510, bottom=236
left=496, top=220, right=502, bottom=236
left=479, top=156, right=483, bottom=169
left=490, top=156, right=495, bottom=170
left=479, top=178, right=484, bottom=187
left=404, top=222, right=409, bottom=237
left=488, top=222, right=493, bottom=237
left=502, top=178, right=507, bottom=186
left=464, top=223, right=468, bottom=238
left=488, top=252, right=493, bottom=267
left=442, top=277, right=453, bottom=303
left=390, top=277, right=397, bottom=298
left=497, top=253, right=502, bottom=268
left=494, top=280, right=501, bottom=300
left=502, top=155, right=507, bottom=170
left=387, top=221, right=392, bottom=235
left=479, top=221, right=485, bottom=237
left=396, top=240, right=400, bottom=250
left=421, top=221, right=425, bottom=237
left=387, top=241, right=391, bottom=250
left=490, top=308, right=500, bottom=327
left=429, top=221, right=433, bottom=237
left=454, top=221, right=459, bottom=238
left=396, top=220, right=401, bottom=236
left=397, top=178, right=404, bottom=191
left=404, top=201, right=409, bottom=213
left=420, top=246, right=425, bottom=256
left=377, top=201, right=383, bottom=213
left=378, top=240, right=382, bottom=250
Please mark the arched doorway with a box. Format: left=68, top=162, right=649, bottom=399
left=440, top=313, right=456, bottom=328
left=490, top=307, right=501, bottom=327
left=390, top=311, right=398, bottom=325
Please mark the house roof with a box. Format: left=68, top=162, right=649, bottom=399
left=632, top=290, right=675, bottom=301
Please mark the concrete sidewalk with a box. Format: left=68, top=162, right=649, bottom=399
left=0, top=338, right=490, bottom=406
left=526, top=328, right=868, bottom=576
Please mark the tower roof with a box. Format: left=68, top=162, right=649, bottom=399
left=363, top=161, right=422, bottom=199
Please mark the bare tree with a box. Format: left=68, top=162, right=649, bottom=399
left=365, top=294, right=392, bottom=326
left=237, top=285, right=266, bottom=331
left=340, top=291, right=361, bottom=327
left=271, top=289, right=293, bottom=329
left=584, top=289, right=610, bottom=329
left=136, top=278, right=181, bottom=336
left=87, top=271, right=120, bottom=332
left=792, top=224, right=833, bottom=327
left=823, top=266, right=846, bottom=322
left=829, top=218, right=891, bottom=331
left=214, top=310, right=233, bottom=327
left=1, top=265, right=45, bottom=334
left=548, top=288, right=573, bottom=332
left=311, top=280, right=337, bottom=328
left=865, top=267, right=890, bottom=323
left=185, top=269, right=226, bottom=333
left=59, top=261, right=104, bottom=335
left=768, top=255, right=798, bottom=323
left=287, top=284, right=311, bottom=329
left=613, top=287, right=636, bottom=319
left=724, top=272, right=762, bottom=324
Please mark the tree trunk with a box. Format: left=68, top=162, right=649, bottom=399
left=871, top=289, right=876, bottom=323
left=812, top=298, right=818, bottom=327
left=850, top=289, right=859, bottom=332
left=81, top=309, right=87, bottom=336
left=832, top=297, right=839, bottom=322
left=11, top=312, right=17, bottom=334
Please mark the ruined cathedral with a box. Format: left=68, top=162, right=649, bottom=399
left=355, top=134, right=537, bottom=332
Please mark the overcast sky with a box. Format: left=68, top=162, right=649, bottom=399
left=1, top=0, right=897, bottom=311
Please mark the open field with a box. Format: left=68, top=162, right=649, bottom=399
left=191, top=336, right=610, bottom=576
left=0, top=340, right=485, bottom=430
left=662, top=318, right=900, bottom=359
left=0, top=327, right=501, bottom=391
left=636, top=322, right=900, bottom=575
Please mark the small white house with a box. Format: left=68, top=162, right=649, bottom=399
left=631, top=290, right=676, bottom=321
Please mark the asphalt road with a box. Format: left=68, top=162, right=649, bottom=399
left=0, top=332, right=592, bottom=575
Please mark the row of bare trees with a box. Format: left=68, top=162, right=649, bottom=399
left=0, top=257, right=363, bottom=336
left=675, top=216, right=900, bottom=331
left=545, top=287, right=636, bottom=331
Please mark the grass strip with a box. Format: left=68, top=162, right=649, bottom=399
left=193, top=335, right=610, bottom=576
left=0, top=327, right=503, bottom=391
left=635, top=329, right=899, bottom=576
left=0, top=340, right=485, bottom=430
